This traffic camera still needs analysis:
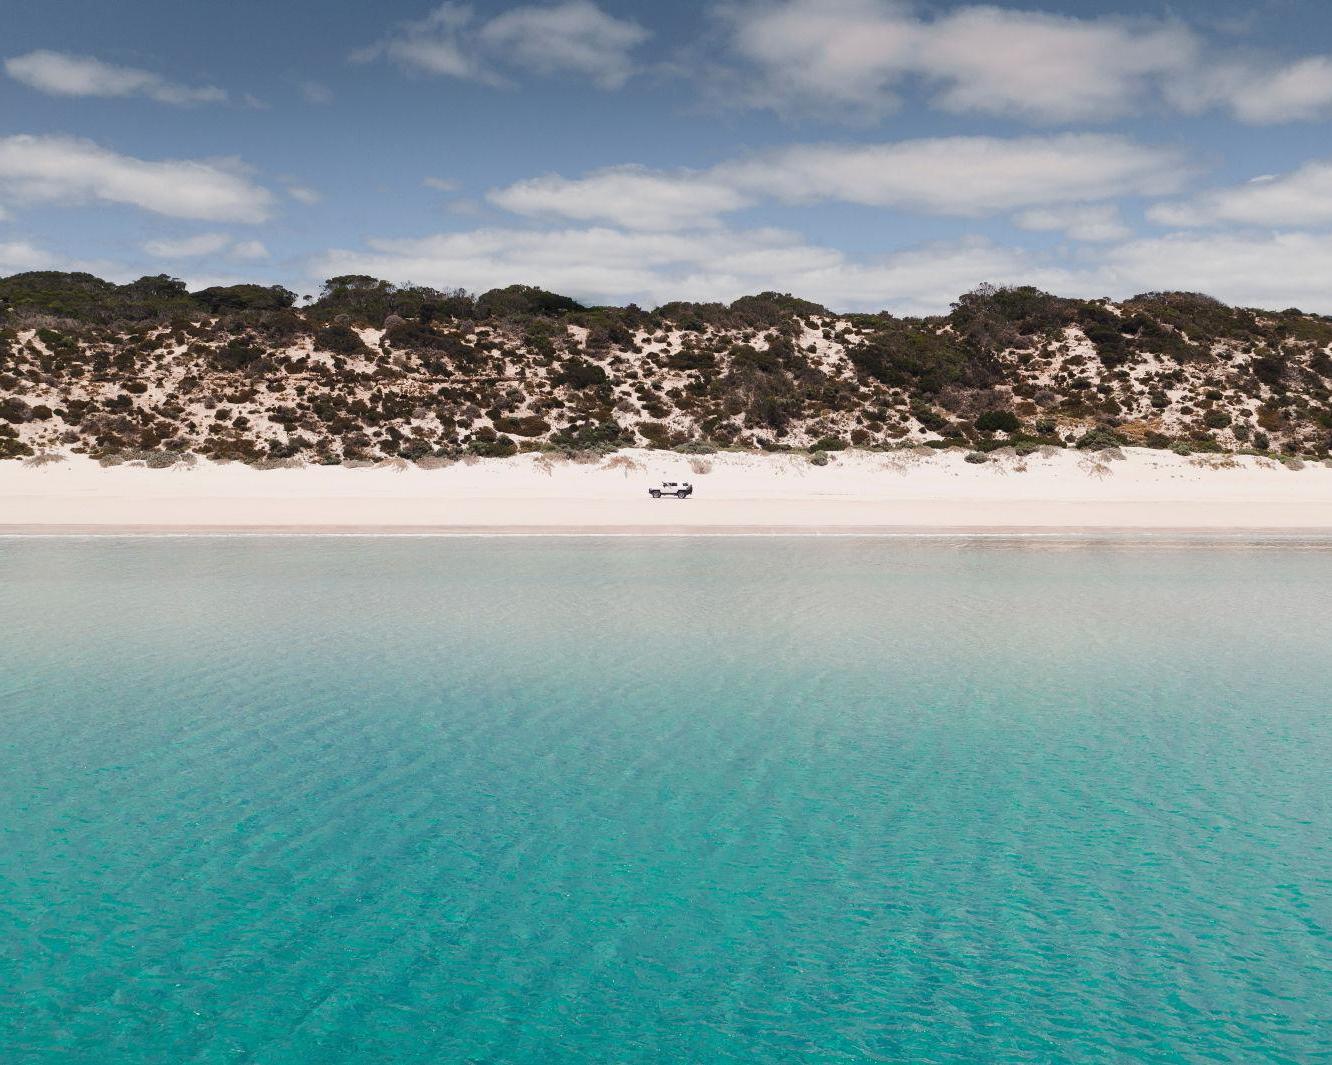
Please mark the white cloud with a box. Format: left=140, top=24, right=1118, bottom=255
left=140, top=234, right=269, bottom=261
left=4, top=50, right=226, bottom=105
left=423, top=176, right=461, bottom=192
left=716, top=0, right=1332, bottom=125
left=1013, top=204, right=1131, bottom=242
left=0, top=134, right=273, bottom=222
left=477, top=1, right=649, bottom=89
left=717, top=0, right=1190, bottom=121
left=1172, top=57, right=1332, bottom=124
left=1149, top=162, right=1332, bottom=228
left=715, top=0, right=915, bottom=116
left=1233, top=57, right=1332, bottom=123
left=486, top=135, right=1188, bottom=229
left=355, top=1, right=648, bottom=89
left=354, top=3, right=495, bottom=83
left=488, top=165, right=754, bottom=229
left=308, top=224, right=1068, bottom=315
left=142, top=232, right=232, bottom=258
left=916, top=7, right=1192, bottom=123
left=0, top=242, right=137, bottom=282
left=299, top=80, right=334, bottom=105
left=1093, top=232, right=1332, bottom=311
left=0, top=239, right=54, bottom=273
left=304, top=213, right=1332, bottom=316
left=286, top=185, right=322, bottom=205
left=721, top=136, right=1188, bottom=214
left=230, top=239, right=270, bottom=260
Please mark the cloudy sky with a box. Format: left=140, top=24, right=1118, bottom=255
left=5, top=0, right=1332, bottom=313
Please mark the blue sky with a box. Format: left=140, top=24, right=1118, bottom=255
left=4, top=0, right=1332, bottom=313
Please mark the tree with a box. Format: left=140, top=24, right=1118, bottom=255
left=192, top=284, right=296, bottom=313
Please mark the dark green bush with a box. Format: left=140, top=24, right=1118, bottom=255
left=491, top=414, right=550, bottom=437
left=193, top=284, right=296, bottom=314
left=0, top=271, right=196, bottom=322
left=477, top=285, right=583, bottom=319
left=310, top=276, right=473, bottom=325
left=315, top=325, right=369, bottom=355
left=210, top=339, right=263, bottom=371
left=1076, top=428, right=1125, bottom=450
left=0, top=397, right=30, bottom=422
left=551, top=420, right=626, bottom=453
left=637, top=422, right=672, bottom=448
left=975, top=409, right=1021, bottom=433
left=809, top=436, right=848, bottom=451
left=552, top=358, right=608, bottom=390
left=469, top=433, right=518, bottom=458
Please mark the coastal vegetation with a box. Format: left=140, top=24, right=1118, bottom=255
left=3, top=272, right=1332, bottom=464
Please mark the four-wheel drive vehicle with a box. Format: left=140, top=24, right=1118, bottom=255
left=649, top=481, right=693, bottom=498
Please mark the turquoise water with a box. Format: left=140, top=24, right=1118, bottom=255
left=1, top=537, right=1329, bottom=1064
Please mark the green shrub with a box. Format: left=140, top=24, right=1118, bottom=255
left=911, top=405, right=947, bottom=431
left=210, top=338, right=264, bottom=371
left=809, top=436, right=848, bottom=451
left=552, top=358, right=608, bottom=390
left=974, top=409, right=1021, bottom=433
left=491, top=414, right=550, bottom=437
left=1084, top=323, right=1130, bottom=367
left=0, top=271, right=196, bottom=322
left=0, top=397, right=30, bottom=422
left=1076, top=428, right=1125, bottom=450
left=637, top=422, right=673, bottom=448
left=315, top=325, right=369, bottom=355
left=384, top=320, right=449, bottom=351
left=729, top=343, right=782, bottom=375
left=468, top=432, right=518, bottom=457
left=1251, top=354, right=1286, bottom=386
left=551, top=421, right=626, bottom=453
left=193, top=284, right=296, bottom=313
left=665, top=348, right=717, bottom=371
left=310, top=276, right=473, bottom=325
left=476, top=284, right=583, bottom=319
left=0, top=423, right=32, bottom=459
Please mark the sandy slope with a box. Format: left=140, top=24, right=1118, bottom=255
left=2, top=449, right=1332, bottom=533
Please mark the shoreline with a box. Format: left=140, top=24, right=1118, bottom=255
left=4, top=448, right=1332, bottom=535
left=7, top=525, right=1332, bottom=540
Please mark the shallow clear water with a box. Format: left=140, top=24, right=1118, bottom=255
left=1, top=537, right=1329, bottom=1063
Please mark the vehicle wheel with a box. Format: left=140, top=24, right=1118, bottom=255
left=650, top=491, right=661, bottom=498
left=677, top=491, right=688, bottom=498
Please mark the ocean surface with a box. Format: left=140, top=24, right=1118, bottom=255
left=2, top=536, right=1329, bottom=1063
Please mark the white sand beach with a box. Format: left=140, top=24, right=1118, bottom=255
left=3, top=448, right=1332, bottom=533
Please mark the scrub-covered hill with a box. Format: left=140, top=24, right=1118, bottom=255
left=3, top=272, right=1331, bottom=464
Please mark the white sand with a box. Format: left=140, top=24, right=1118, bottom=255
left=2, top=449, right=1332, bottom=533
